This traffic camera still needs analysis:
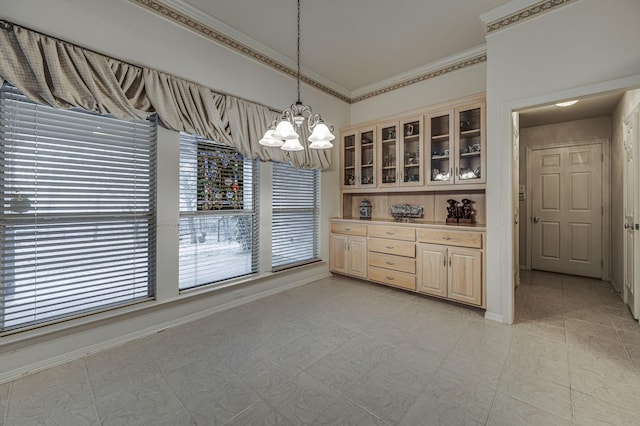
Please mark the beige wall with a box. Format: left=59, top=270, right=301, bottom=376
left=485, top=0, right=640, bottom=323
left=611, top=89, right=640, bottom=291
left=517, top=116, right=612, bottom=270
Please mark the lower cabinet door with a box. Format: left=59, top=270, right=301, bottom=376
left=416, top=243, right=448, bottom=298
left=448, top=247, right=482, bottom=306
left=348, top=236, right=368, bottom=278
left=329, top=234, right=347, bottom=274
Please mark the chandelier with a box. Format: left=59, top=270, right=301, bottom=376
left=259, top=0, right=335, bottom=151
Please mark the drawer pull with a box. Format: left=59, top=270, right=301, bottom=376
left=386, top=231, right=395, bottom=235
left=344, top=227, right=352, bottom=231
left=385, top=261, right=395, bottom=265
left=442, top=236, right=452, bottom=240
left=385, top=245, right=395, bottom=249
left=386, top=276, right=395, bottom=281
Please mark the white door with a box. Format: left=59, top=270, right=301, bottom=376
left=624, top=111, right=640, bottom=319
left=512, top=112, right=520, bottom=288
left=530, top=144, right=602, bottom=278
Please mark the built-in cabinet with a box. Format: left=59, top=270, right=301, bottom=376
left=329, top=219, right=485, bottom=308
left=341, top=126, right=376, bottom=189
left=329, top=222, right=367, bottom=278
left=341, top=95, right=485, bottom=191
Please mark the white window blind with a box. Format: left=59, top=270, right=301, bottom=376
left=0, top=84, right=157, bottom=333
left=179, top=134, right=258, bottom=289
left=272, top=162, right=320, bottom=269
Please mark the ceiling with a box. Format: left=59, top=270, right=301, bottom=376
left=518, top=91, right=625, bottom=128
left=178, top=0, right=511, bottom=93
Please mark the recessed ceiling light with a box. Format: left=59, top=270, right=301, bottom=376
left=555, top=100, right=579, bottom=107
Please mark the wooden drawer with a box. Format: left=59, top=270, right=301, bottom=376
left=368, top=238, right=415, bottom=258
left=368, top=225, right=415, bottom=241
left=368, top=266, right=416, bottom=290
left=368, top=251, right=416, bottom=274
left=330, top=222, right=367, bottom=236
left=417, top=228, right=482, bottom=249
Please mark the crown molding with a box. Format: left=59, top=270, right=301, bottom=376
left=130, top=0, right=488, bottom=104
left=351, top=45, right=487, bottom=103
left=129, top=0, right=351, bottom=103
left=480, top=0, right=577, bottom=34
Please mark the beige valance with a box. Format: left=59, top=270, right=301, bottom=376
left=0, top=20, right=331, bottom=169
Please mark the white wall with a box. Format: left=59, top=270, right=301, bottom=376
left=350, top=64, right=487, bottom=125
left=0, top=0, right=347, bottom=381
left=518, top=116, right=612, bottom=269
left=485, top=0, right=640, bottom=323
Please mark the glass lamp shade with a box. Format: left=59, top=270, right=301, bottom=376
left=259, top=129, right=285, bottom=147
left=281, top=138, right=305, bottom=151
left=308, top=123, right=335, bottom=142
left=272, top=120, right=299, bottom=140
left=309, top=139, right=333, bottom=149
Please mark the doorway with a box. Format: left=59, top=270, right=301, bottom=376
left=527, top=142, right=604, bottom=278
left=623, top=107, right=640, bottom=319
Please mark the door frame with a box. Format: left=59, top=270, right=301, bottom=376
left=623, top=107, right=640, bottom=319
left=525, top=139, right=610, bottom=280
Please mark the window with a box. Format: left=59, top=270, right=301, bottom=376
left=271, top=162, right=320, bottom=269
left=0, top=84, right=157, bottom=333
left=179, top=134, right=258, bottom=289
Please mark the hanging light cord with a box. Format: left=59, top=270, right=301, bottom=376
left=296, top=0, right=301, bottom=104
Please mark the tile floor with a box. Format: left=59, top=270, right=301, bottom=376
left=1, top=271, right=639, bottom=425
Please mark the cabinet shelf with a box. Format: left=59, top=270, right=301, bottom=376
left=460, top=152, right=481, bottom=158
left=432, top=155, right=450, bottom=160
left=382, top=139, right=396, bottom=143
left=345, top=146, right=355, bottom=150
left=361, top=142, right=374, bottom=147
left=431, top=134, right=450, bottom=140
left=460, top=129, right=481, bottom=136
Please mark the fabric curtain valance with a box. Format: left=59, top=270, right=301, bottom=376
left=0, top=20, right=331, bottom=169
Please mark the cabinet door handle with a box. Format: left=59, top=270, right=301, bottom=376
left=386, top=276, right=395, bottom=281
left=456, top=167, right=459, bottom=177
left=385, top=261, right=395, bottom=265
left=449, top=168, right=453, bottom=180
left=449, top=257, right=452, bottom=267
left=385, top=245, right=395, bottom=249
left=442, top=236, right=452, bottom=240
left=443, top=257, right=447, bottom=267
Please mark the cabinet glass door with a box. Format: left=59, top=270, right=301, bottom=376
left=342, top=133, right=356, bottom=187
left=379, top=123, right=398, bottom=186
left=359, top=129, right=375, bottom=187
left=428, top=112, right=453, bottom=184
left=456, top=106, right=483, bottom=182
left=400, top=119, right=422, bottom=185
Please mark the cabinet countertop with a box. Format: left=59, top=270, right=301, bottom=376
left=330, top=217, right=486, bottom=232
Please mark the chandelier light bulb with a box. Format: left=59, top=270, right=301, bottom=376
left=272, top=120, right=299, bottom=140
left=281, top=138, right=305, bottom=151
left=259, top=129, right=285, bottom=147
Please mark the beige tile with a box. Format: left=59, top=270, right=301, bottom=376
left=420, top=369, right=497, bottom=424
left=6, top=360, right=98, bottom=426
left=342, top=369, right=420, bottom=424
left=487, top=393, right=570, bottom=426
left=565, top=317, right=620, bottom=343
left=94, top=373, right=194, bottom=426
left=85, top=341, right=159, bottom=398
left=504, top=350, right=570, bottom=387
left=225, top=401, right=293, bottom=426
left=498, top=370, right=572, bottom=420
left=570, top=363, right=640, bottom=414
left=261, top=372, right=341, bottom=425
left=371, top=347, right=440, bottom=393
left=566, top=332, right=630, bottom=364
left=399, top=393, right=482, bottom=426
left=305, top=351, right=371, bottom=394
left=0, top=382, right=8, bottom=424
left=573, top=390, right=640, bottom=426
left=313, top=399, right=387, bottom=426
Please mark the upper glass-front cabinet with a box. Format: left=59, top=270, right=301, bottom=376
left=341, top=126, right=376, bottom=189
left=378, top=121, right=398, bottom=187
left=455, top=104, right=485, bottom=184
left=426, top=101, right=485, bottom=186
left=427, top=111, right=453, bottom=185
left=377, top=117, right=423, bottom=188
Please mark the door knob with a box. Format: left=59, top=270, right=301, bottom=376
left=532, top=217, right=540, bottom=223
left=624, top=223, right=631, bottom=229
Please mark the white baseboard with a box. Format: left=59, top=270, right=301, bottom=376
left=484, top=311, right=505, bottom=323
